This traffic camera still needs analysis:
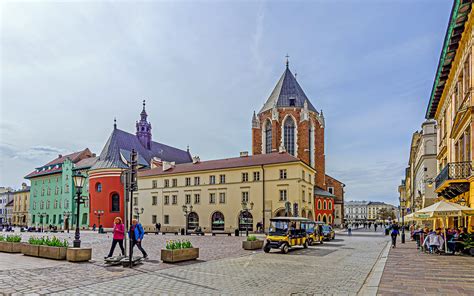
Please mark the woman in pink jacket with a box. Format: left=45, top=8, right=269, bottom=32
left=105, top=217, right=125, bottom=259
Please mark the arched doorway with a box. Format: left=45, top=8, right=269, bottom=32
left=301, top=209, right=306, bottom=218
left=323, top=215, right=327, bottom=223
left=211, top=211, right=225, bottom=231
left=187, top=212, right=199, bottom=231
left=317, top=214, right=321, bottom=221
left=239, top=211, right=253, bottom=231
left=308, top=211, right=313, bottom=221
left=274, top=208, right=286, bottom=217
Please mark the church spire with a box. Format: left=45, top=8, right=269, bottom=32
left=136, top=100, right=152, bottom=149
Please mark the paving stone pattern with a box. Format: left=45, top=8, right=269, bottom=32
left=378, top=241, right=474, bottom=296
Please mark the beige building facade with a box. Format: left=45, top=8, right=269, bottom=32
left=367, top=202, right=397, bottom=222
left=12, top=183, right=30, bottom=226
left=136, top=153, right=315, bottom=233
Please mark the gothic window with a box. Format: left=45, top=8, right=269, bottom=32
left=264, top=120, right=272, bottom=154
left=111, top=193, right=120, bottom=212
left=96, top=183, right=102, bottom=192
left=284, top=116, right=296, bottom=155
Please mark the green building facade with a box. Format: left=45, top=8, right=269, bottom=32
left=26, top=149, right=97, bottom=230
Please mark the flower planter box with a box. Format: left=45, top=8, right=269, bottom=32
left=39, top=245, right=67, bottom=260
left=242, top=240, right=264, bottom=250
left=161, top=248, right=199, bottom=263
left=0, top=241, right=23, bottom=253
left=67, top=247, right=92, bottom=262
left=21, top=244, right=40, bottom=257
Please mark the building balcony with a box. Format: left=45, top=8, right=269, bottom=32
left=435, top=161, right=472, bottom=199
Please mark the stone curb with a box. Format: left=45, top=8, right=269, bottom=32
left=357, top=241, right=391, bottom=296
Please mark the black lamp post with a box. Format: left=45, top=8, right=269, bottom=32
left=63, top=211, right=71, bottom=233
left=241, top=201, right=254, bottom=236
left=399, top=196, right=406, bottom=244
left=94, top=210, right=104, bottom=231
left=182, top=204, right=193, bottom=235
left=133, top=207, right=144, bottom=222
left=72, top=172, right=87, bottom=248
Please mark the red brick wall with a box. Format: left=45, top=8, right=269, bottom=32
left=252, top=108, right=325, bottom=188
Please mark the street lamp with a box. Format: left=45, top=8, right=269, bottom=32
left=38, top=212, right=47, bottom=232
left=457, top=197, right=467, bottom=207
left=72, top=172, right=87, bottom=248
left=241, top=201, right=254, bottom=236
left=133, top=207, right=144, bottom=222
left=182, top=204, right=193, bottom=235
left=63, top=211, right=71, bottom=233
left=94, top=210, right=104, bottom=231
left=399, top=196, right=406, bottom=244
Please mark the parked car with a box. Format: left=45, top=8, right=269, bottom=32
left=322, top=225, right=335, bottom=241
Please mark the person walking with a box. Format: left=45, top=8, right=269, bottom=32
left=105, top=217, right=125, bottom=259
left=129, top=219, right=148, bottom=259
left=390, top=223, right=400, bottom=248
left=374, top=223, right=378, bottom=232
left=155, top=222, right=161, bottom=235
left=348, top=224, right=352, bottom=236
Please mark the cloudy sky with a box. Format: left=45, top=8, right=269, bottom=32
left=1, top=0, right=452, bottom=205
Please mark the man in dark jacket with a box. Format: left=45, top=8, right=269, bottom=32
left=129, top=219, right=148, bottom=259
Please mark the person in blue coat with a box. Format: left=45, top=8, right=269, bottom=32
left=129, top=219, right=148, bottom=259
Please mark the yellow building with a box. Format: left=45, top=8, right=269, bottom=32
left=367, top=202, right=396, bottom=222
left=425, top=1, right=473, bottom=230
left=12, top=183, right=30, bottom=226
left=136, top=152, right=315, bottom=233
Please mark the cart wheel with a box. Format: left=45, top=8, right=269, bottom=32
left=281, top=243, right=289, bottom=254
left=263, top=244, right=271, bottom=253
left=303, top=240, right=308, bottom=249
left=320, top=240, right=323, bottom=244
left=307, top=238, right=313, bottom=246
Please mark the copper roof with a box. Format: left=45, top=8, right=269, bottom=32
left=426, top=0, right=473, bottom=119
left=139, top=152, right=302, bottom=177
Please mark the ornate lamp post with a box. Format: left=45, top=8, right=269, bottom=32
left=63, top=211, right=71, bottom=233
left=182, top=204, right=193, bottom=235
left=94, top=210, right=104, bottom=231
left=72, top=172, right=87, bottom=248
left=133, top=207, right=144, bottom=222
left=241, top=201, right=254, bottom=236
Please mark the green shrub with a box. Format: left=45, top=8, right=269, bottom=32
left=165, top=240, right=193, bottom=250
left=6, top=235, right=21, bottom=243
left=28, top=236, right=68, bottom=247
left=247, top=235, right=257, bottom=241
left=0, top=235, right=5, bottom=242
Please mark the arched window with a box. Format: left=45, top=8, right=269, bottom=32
left=317, top=200, right=322, bottom=210
left=239, top=211, right=253, bottom=231
left=329, top=201, right=332, bottom=210
left=187, top=212, right=199, bottom=230
left=301, top=209, right=306, bottom=218
left=323, top=215, right=327, bottom=223
left=111, top=193, right=120, bottom=212
left=309, top=121, right=315, bottom=167
left=96, top=183, right=102, bottom=193
left=329, top=215, right=332, bottom=224
left=283, top=116, right=296, bottom=155
left=317, top=214, right=321, bottom=221
left=211, top=211, right=225, bottom=231
left=308, top=211, right=313, bottom=221
left=323, top=200, right=327, bottom=210
left=264, top=120, right=272, bottom=154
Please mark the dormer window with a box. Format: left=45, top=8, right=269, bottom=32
left=289, top=97, right=296, bottom=106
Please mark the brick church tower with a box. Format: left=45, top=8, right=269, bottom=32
left=252, top=60, right=326, bottom=188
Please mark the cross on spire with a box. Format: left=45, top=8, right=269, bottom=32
left=142, top=99, right=146, bottom=110
left=113, top=117, right=117, bottom=129
left=285, top=54, right=290, bottom=68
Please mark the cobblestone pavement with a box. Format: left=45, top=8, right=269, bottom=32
left=378, top=240, right=474, bottom=296
left=0, top=230, right=388, bottom=295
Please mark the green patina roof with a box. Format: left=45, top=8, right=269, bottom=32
left=425, top=0, right=472, bottom=119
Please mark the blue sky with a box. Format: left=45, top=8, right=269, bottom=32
left=1, top=0, right=452, bottom=205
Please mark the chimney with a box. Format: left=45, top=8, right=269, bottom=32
left=192, top=156, right=200, bottom=164
left=240, top=151, right=249, bottom=157
left=162, top=161, right=175, bottom=171
left=58, top=154, right=63, bottom=158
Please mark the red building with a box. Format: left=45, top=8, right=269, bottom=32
left=314, top=187, right=335, bottom=225
left=89, top=101, right=192, bottom=228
